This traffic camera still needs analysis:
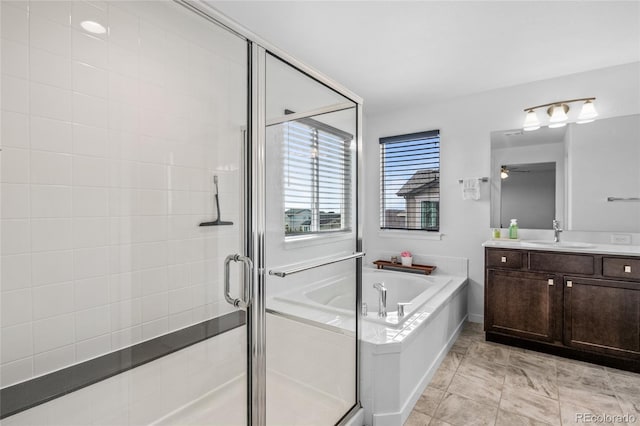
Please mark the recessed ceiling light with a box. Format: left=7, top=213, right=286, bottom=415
left=81, top=20, right=106, bottom=35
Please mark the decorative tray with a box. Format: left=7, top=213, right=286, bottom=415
left=373, top=260, right=437, bottom=275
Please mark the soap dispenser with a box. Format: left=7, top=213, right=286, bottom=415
left=509, top=219, right=518, bottom=239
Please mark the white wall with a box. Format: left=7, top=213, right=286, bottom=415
left=363, top=62, right=640, bottom=322
left=0, top=0, right=246, bottom=386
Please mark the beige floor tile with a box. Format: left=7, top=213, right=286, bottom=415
left=557, top=359, right=611, bottom=393
left=466, top=341, right=510, bottom=365
left=496, top=409, right=553, bottom=426
left=430, top=365, right=456, bottom=391
left=559, top=400, right=624, bottom=426
left=447, top=372, right=502, bottom=406
left=433, top=393, right=498, bottom=426
left=558, top=385, right=624, bottom=425
left=558, top=385, right=621, bottom=411
left=439, top=351, right=464, bottom=371
left=463, top=321, right=484, bottom=333
left=413, top=387, right=445, bottom=416
left=429, top=352, right=463, bottom=391
left=607, top=369, right=640, bottom=396
left=429, top=419, right=454, bottom=426
left=456, top=356, right=507, bottom=387
left=507, top=350, right=557, bottom=377
left=404, top=410, right=432, bottom=426
left=406, top=324, right=639, bottom=426
left=616, top=391, right=640, bottom=421
left=500, top=385, right=561, bottom=426
left=504, top=365, right=558, bottom=399
left=450, top=334, right=475, bottom=355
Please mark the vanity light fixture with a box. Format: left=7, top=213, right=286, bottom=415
left=548, top=104, right=569, bottom=128
left=522, top=97, right=597, bottom=131
left=522, top=110, right=540, bottom=131
left=577, top=99, right=598, bottom=124
left=500, top=166, right=509, bottom=179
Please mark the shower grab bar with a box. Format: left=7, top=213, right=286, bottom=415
left=269, top=252, right=365, bottom=278
left=224, top=254, right=253, bottom=309
left=607, top=197, right=640, bottom=202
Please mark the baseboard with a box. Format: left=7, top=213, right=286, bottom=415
left=467, top=313, right=484, bottom=324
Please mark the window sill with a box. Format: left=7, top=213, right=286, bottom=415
left=284, top=231, right=355, bottom=249
left=378, top=230, right=444, bottom=241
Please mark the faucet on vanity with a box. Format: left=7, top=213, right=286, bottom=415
left=553, top=219, right=563, bottom=242
left=373, top=282, right=387, bottom=317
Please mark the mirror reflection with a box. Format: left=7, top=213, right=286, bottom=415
left=490, top=114, right=640, bottom=232
left=499, top=162, right=556, bottom=229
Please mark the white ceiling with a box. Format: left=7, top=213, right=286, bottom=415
left=209, top=1, right=640, bottom=116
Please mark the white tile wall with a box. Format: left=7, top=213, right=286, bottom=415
left=1, top=0, right=246, bottom=387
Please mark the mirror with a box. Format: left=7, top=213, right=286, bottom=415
left=490, top=114, right=640, bottom=232
left=499, top=162, right=556, bottom=229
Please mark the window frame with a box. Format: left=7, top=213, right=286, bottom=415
left=283, top=111, right=354, bottom=238
left=379, top=130, right=440, bottom=232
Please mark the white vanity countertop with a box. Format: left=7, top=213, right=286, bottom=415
left=483, top=239, right=640, bottom=256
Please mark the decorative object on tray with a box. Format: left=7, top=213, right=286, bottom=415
left=400, top=251, right=413, bottom=266
left=373, top=260, right=436, bottom=275
left=390, top=256, right=399, bottom=264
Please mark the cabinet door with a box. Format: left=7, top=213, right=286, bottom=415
left=485, top=269, right=557, bottom=342
left=564, top=277, right=640, bottom=358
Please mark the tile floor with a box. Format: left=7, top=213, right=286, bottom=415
left=405, top=322, right=640, bottom=426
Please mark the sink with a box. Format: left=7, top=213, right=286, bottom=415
left=523, top=240, right=595, bottom=249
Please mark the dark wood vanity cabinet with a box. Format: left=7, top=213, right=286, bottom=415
left=564, top=276, right=640, bottom=357
left=485, top=269, right=557, bottom=342
left=485, top=247, right=640, bottom=372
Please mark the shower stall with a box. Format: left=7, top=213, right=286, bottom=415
left=0, top=1, right=363, bottom=425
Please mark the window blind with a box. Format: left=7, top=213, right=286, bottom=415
left=283, top=118, right=353, bottom=236
left=380, top=130, right=440, bottom=231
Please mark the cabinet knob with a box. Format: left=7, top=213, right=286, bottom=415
left=501, top=256, right=507, bottom=263
left=624, top=265, right=632, bottom=273
left=567, top=280, right=573, bottom=288
left=548, top=279, right=554, bottom=286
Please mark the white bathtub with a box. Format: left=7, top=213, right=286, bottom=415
left=275, top=269, right=451, bottom=327
left=270, top=264, right=469, bottom=426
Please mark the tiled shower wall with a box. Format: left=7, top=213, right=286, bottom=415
left=1, top=0, right=246, bottom=387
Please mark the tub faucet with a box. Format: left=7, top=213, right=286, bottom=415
left=373, top=282, right=387, bottom=317
left=553, top=219, right=563, bottom=242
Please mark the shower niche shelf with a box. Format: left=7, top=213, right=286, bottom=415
left=373, top=260, right=436, bottom=275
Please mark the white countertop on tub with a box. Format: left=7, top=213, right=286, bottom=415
left=483, top=239, right=640, bottom=256
left=358, top=273, right=468, bottom=351
left=266, top=269, right=469, bottom=349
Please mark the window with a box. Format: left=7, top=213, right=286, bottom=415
left=380, top=130, right=440, bottom=231
left=283, top=114, right=353, bottom=236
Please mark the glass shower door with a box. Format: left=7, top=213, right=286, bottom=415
left=0, top=1, right=251, bottom=425
left=262, top=53, right=361, bottom=425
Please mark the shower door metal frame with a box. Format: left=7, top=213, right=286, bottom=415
left=178, top=2, right=364, bottom=425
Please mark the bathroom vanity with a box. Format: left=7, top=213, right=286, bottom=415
left=483, top=241, right=640, bottom=372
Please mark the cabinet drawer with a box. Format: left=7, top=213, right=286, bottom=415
left=529, top=252, right=594, bottom=275
left=486, top=249, right=523, bottom=269
left=603, top=257, right=640, bottom=280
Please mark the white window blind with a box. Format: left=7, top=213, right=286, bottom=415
left=283, top=116, right=353, bottom=236
left=380, top=130, right=440, bottom=231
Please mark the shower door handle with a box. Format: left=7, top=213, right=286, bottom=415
left=224, top=254, right=254, bottom=310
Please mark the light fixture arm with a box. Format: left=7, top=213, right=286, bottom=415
left=524, top=97, right=596, bottom=112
